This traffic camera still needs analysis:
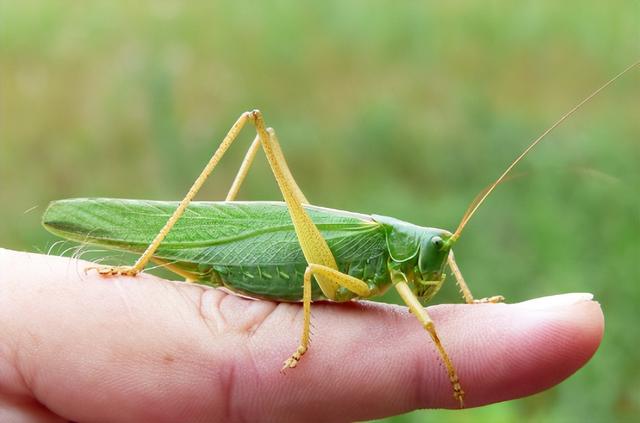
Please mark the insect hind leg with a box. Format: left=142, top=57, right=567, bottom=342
left=225, top=135, right=261, bottom=201
left=89, top=110, right=320, bottom=279
left=243, top=112, right=375, bottom=370
left=251, top=111, right=341, bottom=299
left=282, top=266, right=313, bottom=370
left=225, top=130, right=309, bottom=203
left=88, top=111, right=256, bottom=277
left=282, top=264, right=371, bottom=370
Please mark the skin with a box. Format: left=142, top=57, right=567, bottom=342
left=0, top=249, right=603, bottom=423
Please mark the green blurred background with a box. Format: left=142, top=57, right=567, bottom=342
left=1, top=1, right=638, bottom=422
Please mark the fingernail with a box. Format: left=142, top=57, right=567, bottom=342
left=516, top=293, right=594, bottom=310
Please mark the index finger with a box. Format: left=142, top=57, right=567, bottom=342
left=0, top=249, right=603, bottom=422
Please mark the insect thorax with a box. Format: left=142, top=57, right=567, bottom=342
left=372, top=214, right=452, bottom=302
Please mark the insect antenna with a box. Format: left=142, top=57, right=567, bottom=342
left=450, top=60, right=640, bottom=242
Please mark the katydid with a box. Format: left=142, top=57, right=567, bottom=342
left=42, top=61, right=639, bottom=407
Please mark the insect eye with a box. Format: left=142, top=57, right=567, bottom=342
left=431, top=236, right=443, bottom=249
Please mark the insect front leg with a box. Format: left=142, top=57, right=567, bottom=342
left=447, top=251, right=504, bottom=304
left=395, top=280, right=465, bottom=407
left=282, top=264, right=371, bottom=370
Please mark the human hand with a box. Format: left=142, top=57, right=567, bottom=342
left=0, top=249, right=603, bottom=422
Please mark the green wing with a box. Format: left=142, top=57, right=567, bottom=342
left=42, top=198, right=387, bottom=267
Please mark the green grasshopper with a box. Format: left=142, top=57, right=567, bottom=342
left=42, top=62, right=638, bottom=407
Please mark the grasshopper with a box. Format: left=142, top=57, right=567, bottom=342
left=42, top=62, right=638, bottom=407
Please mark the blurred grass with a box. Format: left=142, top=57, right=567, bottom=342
left=1, top=1, right=639, bottom=422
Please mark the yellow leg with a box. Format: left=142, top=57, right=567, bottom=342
left=395, top=280, right=464, bottom=407
left=149, top=257, right=200, bottom=282
left=282, top=266, right=313, bottom=370
left=225, top=130, right=309, bottom=204
left=252, top=113, right=340, bottom=298
left=225, top=135, right=261, bottom=201
left=307, top=264, right=370, bottom=297
left=91, top=111, right=255, bottom=276
left=268, top=128, right=309, bottom=204
left=282, top=264, right=371, bottom=370
left=227, top=115, right=375, bottom=370
left=447, top=251, right=504, bottom=304
left=94, top=110, right=357, bottom=375
left=90, top=110, right=313, bottom=278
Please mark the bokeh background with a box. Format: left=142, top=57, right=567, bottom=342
left=1, top=1, right=638, bottom=422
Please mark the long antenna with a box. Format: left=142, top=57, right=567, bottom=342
left=451, top=60, right=640, bottom=241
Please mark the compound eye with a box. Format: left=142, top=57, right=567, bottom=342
left=431, top=236, right=443, bottom=249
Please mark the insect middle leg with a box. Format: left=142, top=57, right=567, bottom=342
left=149, top=257, right=200, bottom=282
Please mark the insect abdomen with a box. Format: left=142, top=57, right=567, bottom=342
left=213, top=253, right=390, bottom=302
